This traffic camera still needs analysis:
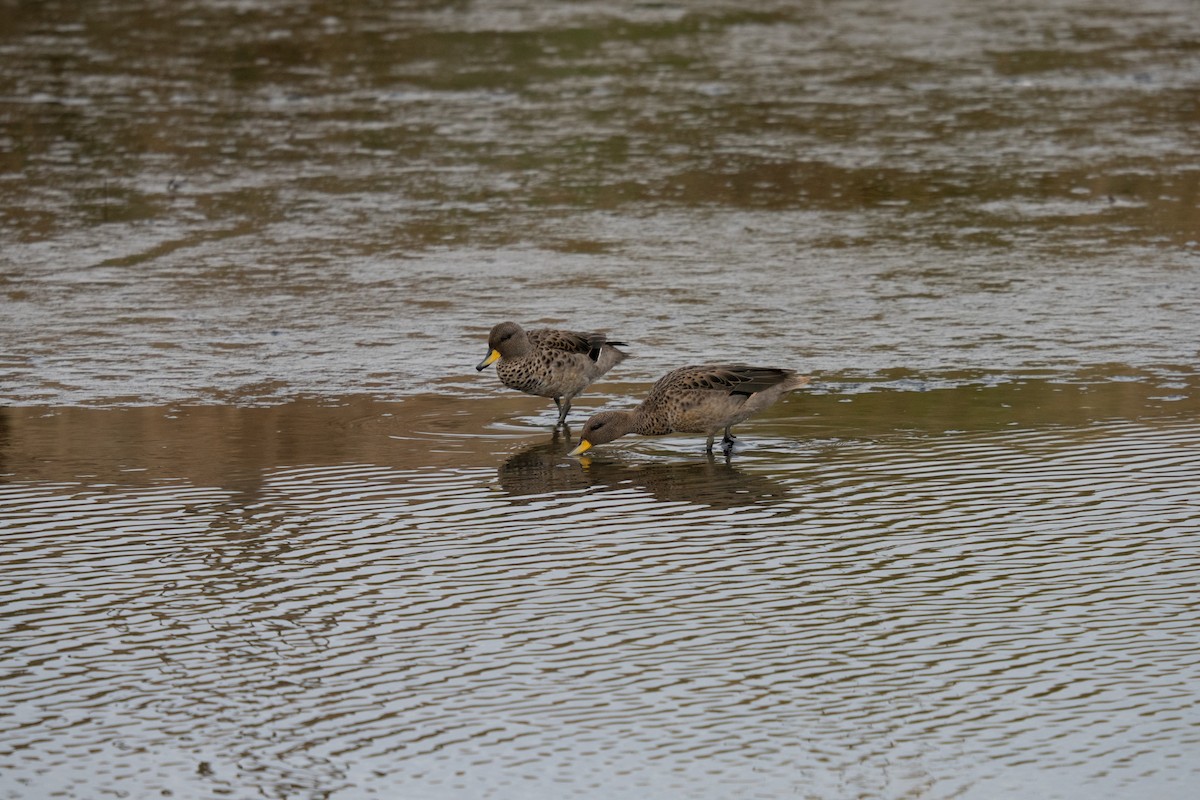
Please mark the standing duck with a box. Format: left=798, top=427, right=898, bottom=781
left=476, top=321, right=629, bottom=426
left=569, top=364, right=810, bottom=455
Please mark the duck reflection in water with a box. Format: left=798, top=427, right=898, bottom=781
left=496, top=431, right=592, bottom=499
left=498, top=435, right=791, bottom=510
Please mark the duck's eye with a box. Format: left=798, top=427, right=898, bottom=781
left=592, top=421, right=605, bottom=430
left=499, top=333, right=512, bottom=342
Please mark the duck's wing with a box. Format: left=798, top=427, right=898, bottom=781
left=668, top=365, right=796, bottom=397
left=530, top=329, right=627, bottom=362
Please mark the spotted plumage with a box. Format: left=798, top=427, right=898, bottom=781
left=476, top=321, right=629, bottom=426
left=570, top=364, right=811, bottom=455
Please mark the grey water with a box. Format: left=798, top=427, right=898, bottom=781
left=3, top=1, right=1200, bottom=799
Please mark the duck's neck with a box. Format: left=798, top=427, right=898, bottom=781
left=630, top=406, right=670, bottom=437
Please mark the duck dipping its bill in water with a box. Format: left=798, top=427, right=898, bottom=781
left=569, top=364, right=811, bottom=456
left=476, top=321, right=629, bottom=427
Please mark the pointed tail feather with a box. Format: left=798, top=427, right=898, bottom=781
left=783, top=374, right=812, bottom=392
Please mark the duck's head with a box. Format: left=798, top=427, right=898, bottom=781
left=476, top=321, right=526, bottom=370
left=569, top=410, right=634, bottom=455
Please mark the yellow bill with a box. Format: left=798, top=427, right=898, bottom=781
left=568, top=439, right=592, bottom=456
left=475, top=349, right=501, bottom=371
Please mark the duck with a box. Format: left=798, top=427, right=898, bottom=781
left=569, top=364, right=810, bottom=455
left=476, top=321, right=628, bottom=426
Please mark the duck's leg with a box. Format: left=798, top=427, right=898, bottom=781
left=705, top=433, right=716, bottom=454
left=721, top=426, right=737, bottom=455
left=554, top=397, right=571, bottom=427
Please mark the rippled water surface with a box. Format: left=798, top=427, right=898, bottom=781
left=3, top=1, right=1200, bottom=798
left=3, top=0, right=1200, bottom=400
left=4, top=385, right=1200, bottom=800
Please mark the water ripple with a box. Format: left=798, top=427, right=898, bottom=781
left=2, top=418, right=1200, bottom=798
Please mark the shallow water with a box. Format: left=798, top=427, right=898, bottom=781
left=4, top=383, right=1200, bottom=799
left=3, top=0, right=1199, bottom=402
left=3, top=1, right=1200, bottom=799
